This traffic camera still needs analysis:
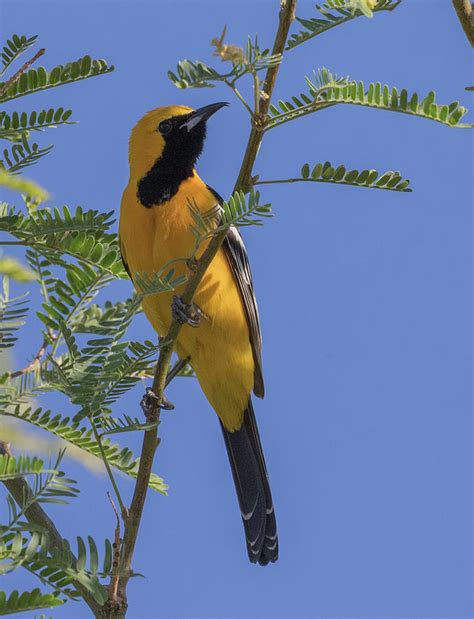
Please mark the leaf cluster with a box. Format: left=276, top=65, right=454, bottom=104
left=286, top=0, right=401, bottom=50
left=0, top=201, right=169, bottom=498
left=0, top=33, right=114, bottom=180
left=0, top=204, right=125, bottom=275
left=0, top=29, right=177, bottom=619
left=1, top=34, right=37, bottom=77
left=168, top=7, right=470, bottom=201
left=298, top=161, right=411, bottom=191
left=168, top=35, right=280, bottom=89
left=0, top=279, right=28, bottom=349
left=1, top=529, right=118, bottom=605
left=1, top=407, right=167, bottom=494
left=0, top=55, right=113, bottom=104
left=188, top=191, right=272, bottom=251
left=1, top=451, right=78, bottom=539
left=266, top=70, right=469, bottom=130
left=0, top=588, right=64, bottom=615
left=0, top=107, right=74, bottom=142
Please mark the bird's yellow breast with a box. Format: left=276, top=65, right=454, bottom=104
left=119, top=174, right=254, bottom=430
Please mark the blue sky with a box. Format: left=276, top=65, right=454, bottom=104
left=1, top=1, right=472, bottom=617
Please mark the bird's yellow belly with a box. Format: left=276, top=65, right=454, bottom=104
left=120, top=181, right=254, bottom=430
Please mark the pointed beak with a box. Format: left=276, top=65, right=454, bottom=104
left=180, top=102, right=229, bottom=132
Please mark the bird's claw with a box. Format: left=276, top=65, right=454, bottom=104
left=172, top=295, right=202, bottom=327
left=140, top=387, right=175, bottom=421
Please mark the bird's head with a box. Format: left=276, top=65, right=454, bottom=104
left=128, top=103, right=228, bottom=206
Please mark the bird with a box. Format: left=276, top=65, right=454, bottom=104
left=119, top=102, right=278, bottom=565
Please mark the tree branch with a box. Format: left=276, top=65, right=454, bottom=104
left=233, top=0, right=297, bottom=192
left=452, top=0, right=474, bottom=46
left=0, top=440, right=103, bottom=617
left=104, top=492, right=123, bottom=616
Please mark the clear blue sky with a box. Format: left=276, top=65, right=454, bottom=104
left=1, top=1, right=472, bottom=618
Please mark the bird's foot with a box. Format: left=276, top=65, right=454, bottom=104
left=172, top=295, right=202, bottom=327
left=140, top=387, right=175, bottom=421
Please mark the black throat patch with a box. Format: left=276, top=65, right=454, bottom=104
left=137, top=113, right=206, bottom=208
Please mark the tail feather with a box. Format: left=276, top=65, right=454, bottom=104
left=220, top=399, right=278, bottom=565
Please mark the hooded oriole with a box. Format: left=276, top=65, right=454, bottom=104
left=119, top=103, right=278, bottom=565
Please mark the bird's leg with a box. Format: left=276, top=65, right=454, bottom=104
left=172, top=295, right=202, bottom=327
left=140, top=387, right=175, bottom=422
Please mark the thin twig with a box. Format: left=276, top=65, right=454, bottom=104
left=253, top=176, right=410, bottom=192
left=225, top=79, right=253, bottom=116
left=106, top=492, right=123, bottom=611
left=252, top=70, right=261, bottom=115
left=91, top=421, right=127, bottom=518
left=0, top=441, right=103, bottom=617
left=0, top=47, right=46, bottom=98
left=9, top=335, right=51, bottom=378
left=452, top=0, right=474, bottom=46
left=233, top=0, right=297, bottom=193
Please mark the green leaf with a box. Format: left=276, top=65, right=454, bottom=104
left=266, top=67, right=350, bottom=130
left=0, top=532, right=121, bottom=605
left=219, top=190, right=272, bottom=230
left=0, top=204, right=127, bottom=278
left=0, top=107, right=75, bottom=142
left=1, top=450, right=78, bottom=534
left=0, top=588, right=64, bottom=615
left=266, top=71, right=470, bottom=130
left=187, top=190, right=272, bottom=250
left=0, top=280, right=29, bottom=349
left=286, top=0, right=402, bottom=50
left=0, top=134, right=53, bottom=173
left=57, top=297, right=151, bottom=414
left=0, top=453, right=48, bottom=480
left=0, top=56, right=114, bottom=103
left=0, top=34, right=38, bottom=77
left=134, top=270, right=187, bottom=297
left=311, top=163, right=323, bottom=179
left=259, top=162, right=412, bottom=193
left=168, top=36, right=281, bottom=89
left=29, top=258, right=114, bottom=351
left=0, top=406, right=167, bottom=494
left=168, top=59, right=232, bottom=89
left=70, top=298, right=141, bottom=335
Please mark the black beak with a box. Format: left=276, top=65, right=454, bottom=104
left=180, top=102, right=229, bottom=132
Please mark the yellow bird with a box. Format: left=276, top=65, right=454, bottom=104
left=119, top=103, right=278, bottom=565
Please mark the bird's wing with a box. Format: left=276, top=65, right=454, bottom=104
left=118, top=237, right=132, bottom=279
left=207, top=185, right=264, bottom=398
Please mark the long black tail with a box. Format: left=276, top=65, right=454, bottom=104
left=220, top=399, right=278, bottom=565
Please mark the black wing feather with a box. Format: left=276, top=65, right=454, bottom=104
left=119, top=238, right=132, bottom=279
left=207, top=185, right=264, bottom=398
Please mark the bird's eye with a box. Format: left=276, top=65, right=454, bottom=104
left=158, top=119, right=172, bottom=135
